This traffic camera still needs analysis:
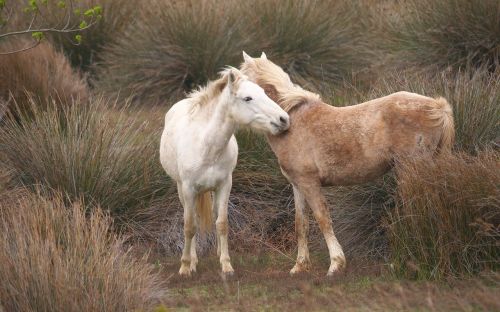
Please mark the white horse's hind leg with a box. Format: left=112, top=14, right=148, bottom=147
left=214, top=177, right=234, bottom=275
left=179, top=185, right=196, bottom=276
left=290, top=185, right=311, bottom=274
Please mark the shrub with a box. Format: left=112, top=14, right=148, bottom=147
left=97, top=0, right=379, bottom=104
left=366, top=69, right=500, bottom=152
left=97, top=0, right=245, bottom=104
left=0, top=40, right=88, bottom=119
left=389, top=0, right=500, bottom=72
left=0, top=96, right=168, bottom=217
left=47, top=0, right=137, bottom=73
left=243, top=0, right=378, bottom=90
left=387, top=151, right=500, bottom=279
left=0, top=188, right=166, bottom=311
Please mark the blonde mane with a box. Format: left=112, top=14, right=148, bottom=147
left=241, top=59, right=321, bottom=112
left=188, top=68, right=245, bottom=110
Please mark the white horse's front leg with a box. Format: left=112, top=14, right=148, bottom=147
left=290, top=185, right=311, bottom=274
left=214, top=177, right=234, bottom=275
left=179, top=184, right=196, bottom=276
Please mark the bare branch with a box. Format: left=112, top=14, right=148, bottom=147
left=0, top=40, right=40, bottom=55
left=0, top=19, right=99, bottom=39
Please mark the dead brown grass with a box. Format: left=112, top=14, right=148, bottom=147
left=0, top=188, right=167, bottom=312
left=0, top=40, right=88, bottom=119
left=388, top=150, right=500, bottom=279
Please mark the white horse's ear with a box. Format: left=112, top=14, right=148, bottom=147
left=227, top=70, right=236, bottom=90
left=242, top=51, right=254, bottom=64
left=260, top=52, right=267, bottom=60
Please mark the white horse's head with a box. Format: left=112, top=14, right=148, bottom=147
left=224, top=68, right=289, bottom=135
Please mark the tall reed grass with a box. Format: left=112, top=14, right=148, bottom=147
left=0, top=96, right=168, bottom=217
left=0, top=188, right=166, bottom=311
left=0, top=40, right=88, bottom=119
left=388, top=151, right=499, bottom=279
left=389, top=0, right=500, bottom=72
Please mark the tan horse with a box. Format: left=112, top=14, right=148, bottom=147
left=240, top=52, right=455, bottom=276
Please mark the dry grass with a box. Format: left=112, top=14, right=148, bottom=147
left=97, top=0, right=245, bottom=104
left=48, top=0, right=137, bottom=73
left=0, top=40, right=88, bottom=119
left=96, top=0, right=380, bottom=104
left=0, top=188, right=167, bottom=312
left=0, top=96, right=167, bottom=217
left=388, top=0, right=500, bottom=72
left=388, top=151, right=500, bottom=279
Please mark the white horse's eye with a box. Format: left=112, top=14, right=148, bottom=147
left=244, top=96, right=253, bottom=102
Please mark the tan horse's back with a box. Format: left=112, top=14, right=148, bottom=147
left=269, top=91, right=454, bottom=186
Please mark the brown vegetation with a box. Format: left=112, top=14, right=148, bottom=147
left=0, top=188, right=166, bottom=311
left=388, top=151, right=500, bottom=279
left=0, top=40, right=88, bottom=118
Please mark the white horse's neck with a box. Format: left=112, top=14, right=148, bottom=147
left=201, top=88, right=236, bottom=160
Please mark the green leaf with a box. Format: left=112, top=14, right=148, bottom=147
left=73, top=8, right=81, bottom=15
left=0, top=0, right=6, bottom=9
left=93, top=5, right=102, bottom=15
left=79, top=20, right=87, bottom=29
left=75, top=34, right=82, bottom=44
left=83, top=8, right=94, bottom=17
left=32, top=31, right=44, bottom=41
left=57, top=1, right=65, bottom=9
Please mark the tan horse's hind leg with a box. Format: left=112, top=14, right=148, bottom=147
left=290, top=185, right=311, bottom=274
left=190, top=235, right=198, bottom=273
left=299, top=181, right=345, bottom=276
left=179, top=184, right=196, bottom=276
left=214, top=176, right=234, bottom=275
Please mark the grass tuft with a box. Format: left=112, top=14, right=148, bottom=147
left=0, top=188, right=166, bottom=311
left=0, top=40, right=88, bottom=119
left=0, top=96, right=168, bottom=217
left=389, top=0, right=500, bottom=72
left=388, top=151, right=500, bottom=279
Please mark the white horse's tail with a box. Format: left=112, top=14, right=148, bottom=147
left=196, top=191, right=213, bottom=233
left=431, top=97, right=455, bottom=153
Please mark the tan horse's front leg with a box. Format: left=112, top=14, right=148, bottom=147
left=214, top=176, right=234, bottom=275
left=179, top=185, right=196, bottom=276
left=290, top=185, right=311, bottom=274
left=299, top=181, right=345, bottom=276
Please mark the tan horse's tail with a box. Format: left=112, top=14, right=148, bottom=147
left=432, top=97, right=455, bottom=153
left=196, top=191, right=213, bottom=233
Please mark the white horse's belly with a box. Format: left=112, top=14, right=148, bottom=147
left=178, top=136, right=237, bottom=191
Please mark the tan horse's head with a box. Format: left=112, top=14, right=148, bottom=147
left=240, top=52, right=321, bottom=112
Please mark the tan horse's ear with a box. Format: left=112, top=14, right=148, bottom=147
left=260, top=52, right=267, bottom=60
left=242, top=51, right=254, bottom=64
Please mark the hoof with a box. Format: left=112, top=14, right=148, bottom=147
left=179, top=265, right=192, bottom=277
left=290, top=262, right=311, bottom=275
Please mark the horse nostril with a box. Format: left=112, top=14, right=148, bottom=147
left=279, top=116, right=288, bottom=125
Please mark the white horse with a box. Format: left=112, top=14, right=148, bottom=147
left=160, top=68, right=289, bottom=276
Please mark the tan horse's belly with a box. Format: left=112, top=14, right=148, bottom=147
left=318, top=155, right=392, bottom=186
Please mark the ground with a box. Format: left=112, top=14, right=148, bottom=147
left=151, top=252, right=499, bottom=311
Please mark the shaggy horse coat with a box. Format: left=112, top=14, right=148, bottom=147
left=241, top=52, right=455, bottom=276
